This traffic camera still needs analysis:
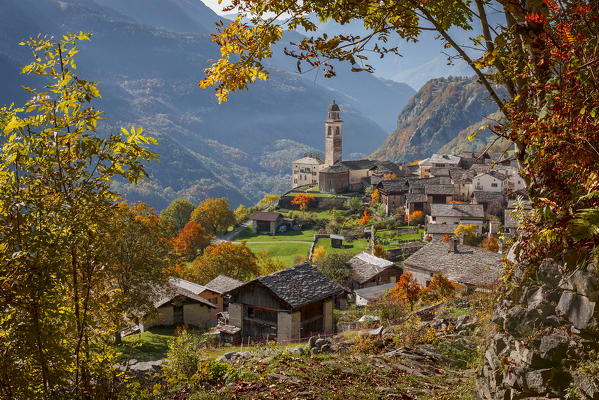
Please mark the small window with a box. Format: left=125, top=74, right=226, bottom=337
left=209, top=297, right=218, bottom=305
left=335, top=126, right=340, bottom=135
left=491, top=183, right=498, bottom=187
left=327, top=126, right=332, bottom=136
left=247, top=307, right=254, bottom=318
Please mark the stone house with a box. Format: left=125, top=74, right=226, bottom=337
left=204, top=274, right=244, bottom=312
left=428, top=203, right=485, bottom=234
left=225, top=263, right=345, bottom=342
left=405, top=193, right=428, bottom=215
left=347, top=252, right=403, bottom=290
left=249, top=211, right=283, bottom=235
left=376, top=178, right=411, bottom=216
left=291, top=154, right=324, bottom=188
left=471, top=191, right=505, bottom=218
left=472, top=171, right=508, bottom=193
left=418, top=154, right=461, bottom=178
left=425, top=184, right=455, bottom=206
left=354, top=282, right=397, bottom=306
left=404, top=238, right=502, bottom=287
left=141, top=278, right=217, bottom=332
left=425, top=223, right=457, bottom=240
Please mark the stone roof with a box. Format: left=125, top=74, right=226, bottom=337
left=425, top=184, right=455, bottom=195
left=348, top=252, right=401, bottom=284
left=339, top=159, right=378, bottom=170
left=428, top=154, right=462, bottom=165
left=250, top=211, right=282, bottom=222
left=472, top=191, right=504, bottom=204
left=154, top=278, right=217, bottom=309
left=406, top=193, right=428, bottom=203
left=404, top=242, right=502, bottom=286
left=426, top=224, right=457, bottom=235
left=409, top=177, right=451, bottom=189
left=320, top=163, right=350, bottom=173
left=429, top=167, right=451, bottom=177
left=376, top=178, right=411, bottom=194
left=293, top=156, right=324, bottom=165
left=229, top=263, right=345, bottom=309
left=354, top=283, right=397, bottom=302
left=474, top=171, right=508, bottom=181
left=328, top=99, right=340, bottom=111
left=205, top=275, right=244, bottom=294
left=430, top=203, right=484, bottom=219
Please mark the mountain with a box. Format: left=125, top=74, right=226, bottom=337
left=0, top=0, right=414, bottom=210
left=371, top=76, right=503, bottom=162
left=437, top=111, right=511, bottom=155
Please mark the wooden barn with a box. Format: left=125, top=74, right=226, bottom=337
left=225, top=263, right=345, bottom=343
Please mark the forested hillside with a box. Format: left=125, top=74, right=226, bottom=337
left=372, top=76, right=504, bottom=162
left=0, top=0, right=414, bottom=209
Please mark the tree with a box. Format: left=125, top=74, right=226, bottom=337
left=384, top=172, right=397, bottom=180
left=454, top=224, right=478, bottom=241
left=344, top=196, right=363, bottom=213
left=106, top=202, right=177, bottom=343
left=359, top=208, right=372, bottom=225
left=196, top=0, right=599, bottom=264
left=256, top=194, right=281, bottom=210
left=161, top=198, right=195, bottom=234
left=191, top=197, right=235, bottom=235
left=255, top=251, right=285, bottom=275
left=172, top=221, right=212, bottom=261
left=371, top=188, right=381, bottom=204
left=372, top=245, right=388, bottom=259
left=186, top=242, right=259, bottom=284
left=0, top=33, right=158, bottom=397
left=480, top=236, right=500, bottom=253
left=291, top=193, right=316, bottom=212
left=315, top=254, right=353, bottom=285
left=312, top=245, right=327, bottom=262
left=406, top=210, right=423, bottom=225
left=423, top=273, right=459, bottom=301
left=234, top=204, right=250, bottom=224
left=392, top=269, right=422, bottom=311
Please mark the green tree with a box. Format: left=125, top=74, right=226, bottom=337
left=234, top=204, right=250, bottom=224
left=161, top=198, right=195, bottom=234
left=315, top=254, right=353, bottom=285
left=0, top=33, right=158, bottom=397
left=344, top=196, right=363, bottom=213
left=190, top=197, right=235, bottom=235
left=106, top=202, right=177, bottom=343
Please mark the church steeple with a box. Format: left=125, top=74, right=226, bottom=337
left=325, top=100, right=342, bottom=165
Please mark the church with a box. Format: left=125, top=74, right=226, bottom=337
left=291, top=100, right=398, bottom=193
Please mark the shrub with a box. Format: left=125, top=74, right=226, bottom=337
left=163, top=329, right=205, bottom=384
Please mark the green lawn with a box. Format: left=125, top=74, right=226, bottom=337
left=236, top=227, right=317, bottom=242
left=377, top=228, right=424, bottom=249
left=118, top=326, right=178, bottom=362
left=316, top=237, right=369, bottom=256
left=245, top=242, right=311, bottom=266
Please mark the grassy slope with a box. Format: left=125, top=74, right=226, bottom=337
left=246, top=242, right=312, bottom=266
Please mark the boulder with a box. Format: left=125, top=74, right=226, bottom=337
left=536, top=259, right=561, bottom=286
left=314, top=338, right=328, bottom=348
left=524, top=368, right=552, bottom=394
left=308, top=336, right=318, bottom=348
left=556, top=291, right=596, bottom=330
left=559, top=270, right=599, bottom=302
left=538, top=332, right=568, bottom=363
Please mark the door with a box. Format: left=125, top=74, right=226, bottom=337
left=173, top=305, right=184, bottom=325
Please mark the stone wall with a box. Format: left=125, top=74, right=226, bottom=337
left=278, top=196, right=347, bottom=210
left=323, top=299, right=333, bottom=334
left=183, top=303, right=211, bottom=329
left=229, top=303, right=243, bottom=330
left=476, top=258, right=599, bottom=399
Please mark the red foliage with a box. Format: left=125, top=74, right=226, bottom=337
left=172, top=221, right=212, bottom=261
left=291, top=193, right=316, bottom=211
left=392, top=269, right=422, bottom=310
left=359, top=208, right=372, bottom=225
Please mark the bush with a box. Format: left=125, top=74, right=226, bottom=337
left=365, top=296, right=407, bottom=321
left=163, top=329, right=205, bottom=384
left=192, top=360, right=238, bottom=389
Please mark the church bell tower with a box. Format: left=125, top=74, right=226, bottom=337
left=325, top=100, right=342, bottom=166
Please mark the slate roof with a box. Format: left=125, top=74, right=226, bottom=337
left=320, top=163, right=350, bottom=173
left=428, top=154, right=462, bottom=165
left=354, top=283, right=397, bottom=302
left=430, top=204, right=485, bottom=219
left=376, top=178, right=411, bottom=194
left=474, top=171, right=508, bottom=181
left=406, top=193, right=428, bottom=203
left=228, top=263, right=345, bottom=309
left=425, top=184, right=455, bottom=195
left=372, top=160, right=402, bottom=176
left=409, top=177, right=450, bottom=190
left=429, top=167, right=451, bottom=177
left=154, top=278, right=217, bottom=309
left=340, top=159, right=378, bottom=170
left=348, top=252, right=402, bottom=284
left=426, top=223, right=458, bottom=235
left=293, top=156, right=324, bottom=165
left=250, top=211, right=282, bottom=222
left=404, top=242, right=502, bottom=286
left=472, top=191, right=504, bottom=204
left=205, top=275, right=244, bottom=294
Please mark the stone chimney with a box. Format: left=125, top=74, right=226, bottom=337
left=448, top=237, right=458, bottom=253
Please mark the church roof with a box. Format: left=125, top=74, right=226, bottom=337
left=328, top=100, right=340, bottom=111
left=339, top=159, right=378, bottom=170
left=293, top=156, right=324, bottom=165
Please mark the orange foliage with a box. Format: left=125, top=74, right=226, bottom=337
left=441, top=234, right=450, bottom=242
left=424, top=273, right=459, bottom=300
left=291, top=193, right=316, bottom=211
left=384, top=172, right=397, bottom=180
left=371, top=188, right=380, bottom=204
left=480, top=236, right=500, bottom=252
left=447, top=200, right=462, bottom=205
left=392, top=269, right=422, bottom=310
left=407, top=210, right=423, bottom=224
left=172, top=221, right=212, bottom=261
left=359, top=208, right=372, bottom=225
left=187, top=241, right=259, bottom=284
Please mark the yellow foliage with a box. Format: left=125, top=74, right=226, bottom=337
left=454, top=224, right=478, bottom=239
left=312, top=245, right=326, bottom=262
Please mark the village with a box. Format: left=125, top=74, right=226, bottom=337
left=113, top=102, right=542, bottom=398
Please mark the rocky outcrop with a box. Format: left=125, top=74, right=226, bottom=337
left=476, top=259, right=599, bottom=399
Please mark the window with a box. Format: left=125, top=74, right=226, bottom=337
left=327, top=126, right=332, bottom=136
left=209, top=297, right=218, bottom=305
left=491, top=183, right=498, bottom=187
left=247, top=307, right=254, bottom=318
left=335, top=126, right=340, bottom=135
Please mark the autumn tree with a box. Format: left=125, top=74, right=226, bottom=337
left=191, top=197, right=235, bottom=235
left=172, top=221, right=212, bottom=261
left=359, top=208, right=372, bottom=225
left=187, top=242, right=259, bottom=284
left=423, top=273, right=459, bottom=301
left=312, top=245, right=327, bottom=262
left=256, top=194, right=281, bottom=210
left=291, top=192, right=316, bottom=212
left=196, top=0, right=599, bottom=266
left=0, top=33, right=158, bottom=397
left=480, top=236, right=500, bottom=253
left=106, top=202, right=177, bottom=343
left=384, top=172, right=397, bottom=180
left=161, top=198, right=195, bottom=234
left=255, top=251, right=285, bottom=275
left=371, top=188, right=381, bottom=204
left=315, top=253, right=353, bottom=285
left=454, top=224, right=478, bottom=240
left=234, top=204, right=250, bottom=224
left=392, top=269, right=422, bottom=311
left=407, top=210, right=423, bottom=225
left=372, top=244, right=388, bottom=259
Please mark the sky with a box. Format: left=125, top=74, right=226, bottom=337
left=201, top=0, right=230, bottom=15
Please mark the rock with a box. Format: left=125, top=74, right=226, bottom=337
left=314, top=338, right=328, bottom=348
left=559, top=270, right=599, bottom=302
left=556, top=291, right=596, bottom=330
left=308, top=336, right=318, bottom=348
left=504, top=365, right=525, bottom=390
left=524, top=368, right=552, bottom=394
left=129, top=360, right=162, bottom=372
left=536, top=259, right=561, bottom=286
left=311, top=347, right=321, bottom=354
left=369, top=326, right=383, bottom=337
left=538, top=332, right=568, bottom=363
left=321, top=344, right=332, bottom=353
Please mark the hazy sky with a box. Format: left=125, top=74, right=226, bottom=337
left=201, top=0, right=229, bottom=15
